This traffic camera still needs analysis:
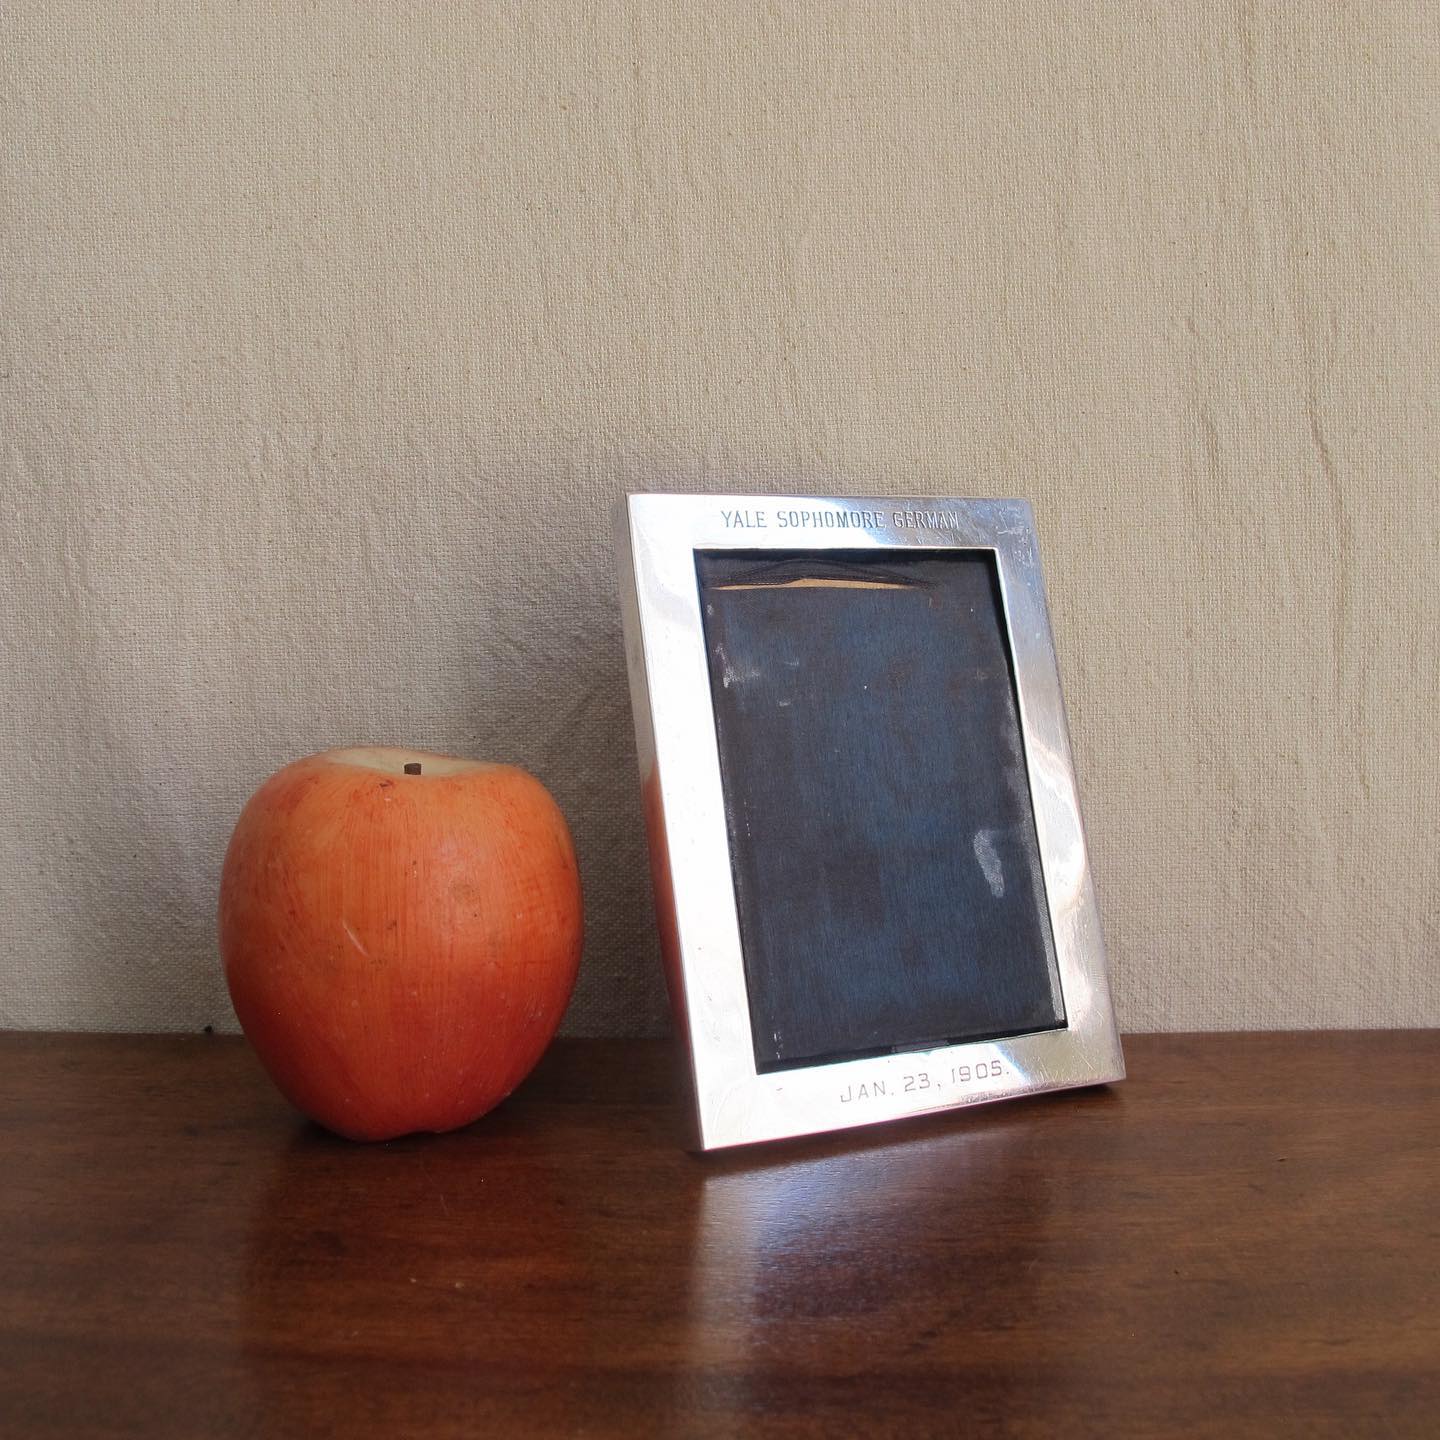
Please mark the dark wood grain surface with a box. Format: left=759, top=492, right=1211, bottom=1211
left=1, top=1031, right=1436, bottom=1438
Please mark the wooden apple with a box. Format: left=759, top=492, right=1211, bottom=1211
left=219, top=747, right=583, bottom=1140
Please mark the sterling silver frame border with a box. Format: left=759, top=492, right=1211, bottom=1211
left=615, top=494, right=1123, bottom=1150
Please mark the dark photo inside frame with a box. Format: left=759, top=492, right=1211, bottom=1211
left=695, top=548, right=1066, bottom=1073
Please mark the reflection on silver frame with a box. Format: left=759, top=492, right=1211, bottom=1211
left=615, top=494, right=1123, bottom=1150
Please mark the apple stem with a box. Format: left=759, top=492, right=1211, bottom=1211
left=404, top=762, right=422, bottom=775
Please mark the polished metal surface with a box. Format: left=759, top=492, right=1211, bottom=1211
left=615, top=494, right=1123, bottom=1149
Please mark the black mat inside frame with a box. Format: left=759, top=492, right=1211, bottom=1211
left=695, top=548, right=1066, bottom=1073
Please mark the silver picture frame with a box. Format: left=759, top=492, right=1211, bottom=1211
left=615, top=494, right=1123, bottom=1150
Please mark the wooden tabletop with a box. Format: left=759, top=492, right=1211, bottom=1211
left=1, top=1031, right=1436, bottom=1437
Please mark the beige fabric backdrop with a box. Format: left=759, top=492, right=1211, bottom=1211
left=2, top=2, right=1436, bottom=1035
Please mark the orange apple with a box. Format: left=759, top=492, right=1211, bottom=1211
left=219, top=746, right=583, bottom=1140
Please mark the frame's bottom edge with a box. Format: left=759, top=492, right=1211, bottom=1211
left=692, top=1068, right=1126, bottom=1153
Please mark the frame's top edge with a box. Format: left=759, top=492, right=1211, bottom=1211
left=622, top=493, right=1040, bottom=548
left=624, top=492, right=1033, bottom=509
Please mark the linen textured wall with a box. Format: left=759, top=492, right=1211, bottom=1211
left=3, top=3, right=1436, bottom=1034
